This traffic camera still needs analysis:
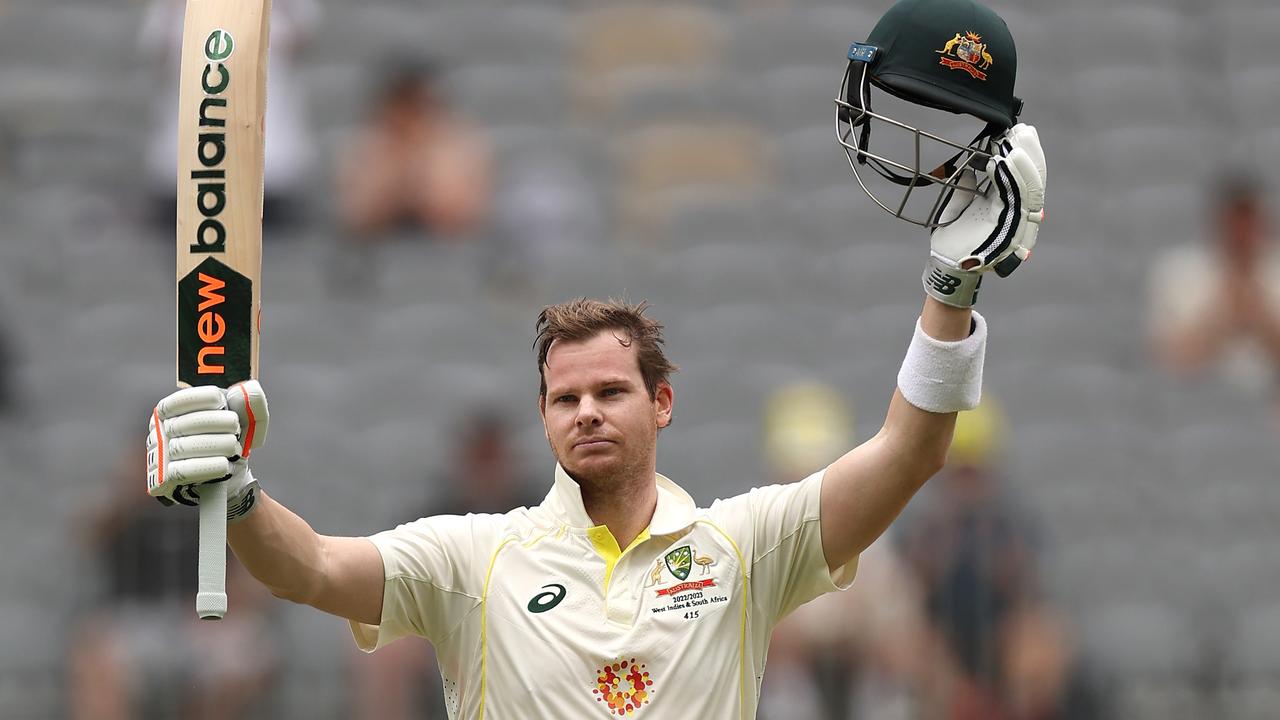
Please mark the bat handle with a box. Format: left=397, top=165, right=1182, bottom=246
left=196, top=480, right=229, bottom=620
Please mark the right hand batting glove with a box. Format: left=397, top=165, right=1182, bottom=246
left=146, top=380, right=269, bottom=522
left=925, top=123, right=1047, bottom=307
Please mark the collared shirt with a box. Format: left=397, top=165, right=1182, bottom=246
left=351, top=464, right=857, bottom=719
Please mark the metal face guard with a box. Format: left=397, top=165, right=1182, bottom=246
left=835, top=62, right=995, bottom=228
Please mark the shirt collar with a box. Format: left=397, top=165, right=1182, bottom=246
left=547, top=463, right=697, bottom=535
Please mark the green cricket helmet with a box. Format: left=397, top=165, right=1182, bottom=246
left=836, top=0, right=1023, bottom=228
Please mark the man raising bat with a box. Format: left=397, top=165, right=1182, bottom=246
left=145, top=0, right=1046, bottom=715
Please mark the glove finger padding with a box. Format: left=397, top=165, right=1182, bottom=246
left=1005, top=123, right=1046, bottom=190
left=159, top=409, right=240, bottom=440
left=146, top=393, right=238, bottom=503
left=149, top=454, right=231, bottom=504
left=165, top=456, right=232, bottom=486
left=167, top=434, right=241, bottom=462
left=225, top=380, right=268, bottom=456
left=156, top=386, right=226, bottom=419
left=990, top=147, right=1046, bottom=277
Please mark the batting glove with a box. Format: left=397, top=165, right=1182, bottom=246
left=925, top=123, right=1047, bottom=307
left=146, top=380, right=269, bottom=522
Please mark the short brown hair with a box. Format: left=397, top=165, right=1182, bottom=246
left=534, top=297, right=678, bottom=400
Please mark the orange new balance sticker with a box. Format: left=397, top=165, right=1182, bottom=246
left=592, top=658, right=653, bottom=716
left=937, top=31, right=993, bottom=81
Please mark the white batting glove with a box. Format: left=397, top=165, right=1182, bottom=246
left=146, top=380, right=269, bottom=522
left=925, top=123, right=1047, bottom=307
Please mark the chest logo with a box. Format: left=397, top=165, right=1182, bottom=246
left=647, top=545, right=729, bottom=614
left=527, top=583, right=567, bottom=613
left=651, top=546, right=718, bottom=586
left=664, top=546, right=692, bottom=580
left=592, top=658, right=653, bottom=715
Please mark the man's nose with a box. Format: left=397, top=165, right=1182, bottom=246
left=576, top=398, right=603, bottom=426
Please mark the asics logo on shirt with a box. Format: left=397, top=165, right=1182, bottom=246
left=527, top=583, right=567, bottom=613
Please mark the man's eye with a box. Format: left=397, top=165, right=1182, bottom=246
left=602, top=388, right=621, bottom=397
left=556, top=395, right=575, bottom=403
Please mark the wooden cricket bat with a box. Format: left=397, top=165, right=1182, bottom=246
left=175, top=0, right=271, bottom=620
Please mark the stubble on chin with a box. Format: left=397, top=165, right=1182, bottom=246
left=551, top=440, right=631, bottom=492
left=559, top=451, right=618, bottom=489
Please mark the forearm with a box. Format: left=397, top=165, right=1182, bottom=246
left=826, top=392, right=953, bottom=555
left=920, top=295, right=973, bottom=341
left=820, top=299, right=982, bottom=567
left=228, top=490, right=327, bottom=604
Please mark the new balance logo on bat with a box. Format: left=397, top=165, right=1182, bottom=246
left=179, top=258, right=251, bottom=386
left=195, top=273, right=227, bottom=374
left=190, top=29, right=235, bottom=254
left=177, top=27, right=253, bottom=388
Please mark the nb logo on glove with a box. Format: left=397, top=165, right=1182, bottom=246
left=927, top=269, right=963, bottom=296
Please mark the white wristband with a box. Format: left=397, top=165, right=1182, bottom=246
left=897, top=311, right=986, bottom=413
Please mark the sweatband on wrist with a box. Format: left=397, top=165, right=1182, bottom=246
left=897, top=310, right=986, bottom=413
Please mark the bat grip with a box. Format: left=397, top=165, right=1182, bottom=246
left=196, top=480, right=229, bottom=620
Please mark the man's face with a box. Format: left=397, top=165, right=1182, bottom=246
left=539, top=330, right=673, bottom=485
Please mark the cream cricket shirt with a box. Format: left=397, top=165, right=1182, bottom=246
left=350, top=465, right=857, bottom=719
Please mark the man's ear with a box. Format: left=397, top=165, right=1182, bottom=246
left=655, top=382, right=674, bottom=428
left=538, top=395, right=549, bottom=438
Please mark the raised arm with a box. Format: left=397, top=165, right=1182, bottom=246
left=229, top=492, right=384, bottom=625
left=819, top=123, right=1046, bottom=571
left=147, top=382, right=385, bottom=625
left=819, top=299, right=973, bottom=570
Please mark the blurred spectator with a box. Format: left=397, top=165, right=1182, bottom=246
left=758, top=381, right=931, bottom=720
left=350, top=411, right=539, bottom=720
left=336, top=59, right=493, bottom=244
left=1149, top=172, right=1280, bottom=403
left=68, top=433, right=280, bottom=720
left=139, top=0, right=321, bottom=232
left=896, top=398, right=1104, bottom=720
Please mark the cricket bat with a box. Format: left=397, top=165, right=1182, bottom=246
left=175, top=0, right=271, bottom=620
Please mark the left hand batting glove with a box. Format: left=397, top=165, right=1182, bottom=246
left=146, top=380, right=269, bottom=522
left=925, top=123, right=1047, bottom=307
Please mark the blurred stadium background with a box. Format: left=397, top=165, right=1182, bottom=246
left=1, top=0, right=1279, bottom=718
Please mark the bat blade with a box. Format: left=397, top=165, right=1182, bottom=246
left=175, top=0, right=271, bottom=620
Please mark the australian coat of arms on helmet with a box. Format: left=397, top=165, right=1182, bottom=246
left=937, top=31, right=993, bottom=80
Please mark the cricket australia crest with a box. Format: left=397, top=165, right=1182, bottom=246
left=664, top=546, right=692, bottom=581
left=937, top=31, right=993, bottom=80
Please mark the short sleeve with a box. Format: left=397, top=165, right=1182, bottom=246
left=349, top=514, right=495, bottom=652
left=708, top=469, right=857, bottom=628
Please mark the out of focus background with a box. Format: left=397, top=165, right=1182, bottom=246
left=1, top=0, right=1279, bottom=718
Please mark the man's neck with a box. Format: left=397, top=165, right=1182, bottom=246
left=578, top=469, right=658, bottom=551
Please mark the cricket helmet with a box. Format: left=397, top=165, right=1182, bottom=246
left=836, top=0, right=1023, bottom=228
